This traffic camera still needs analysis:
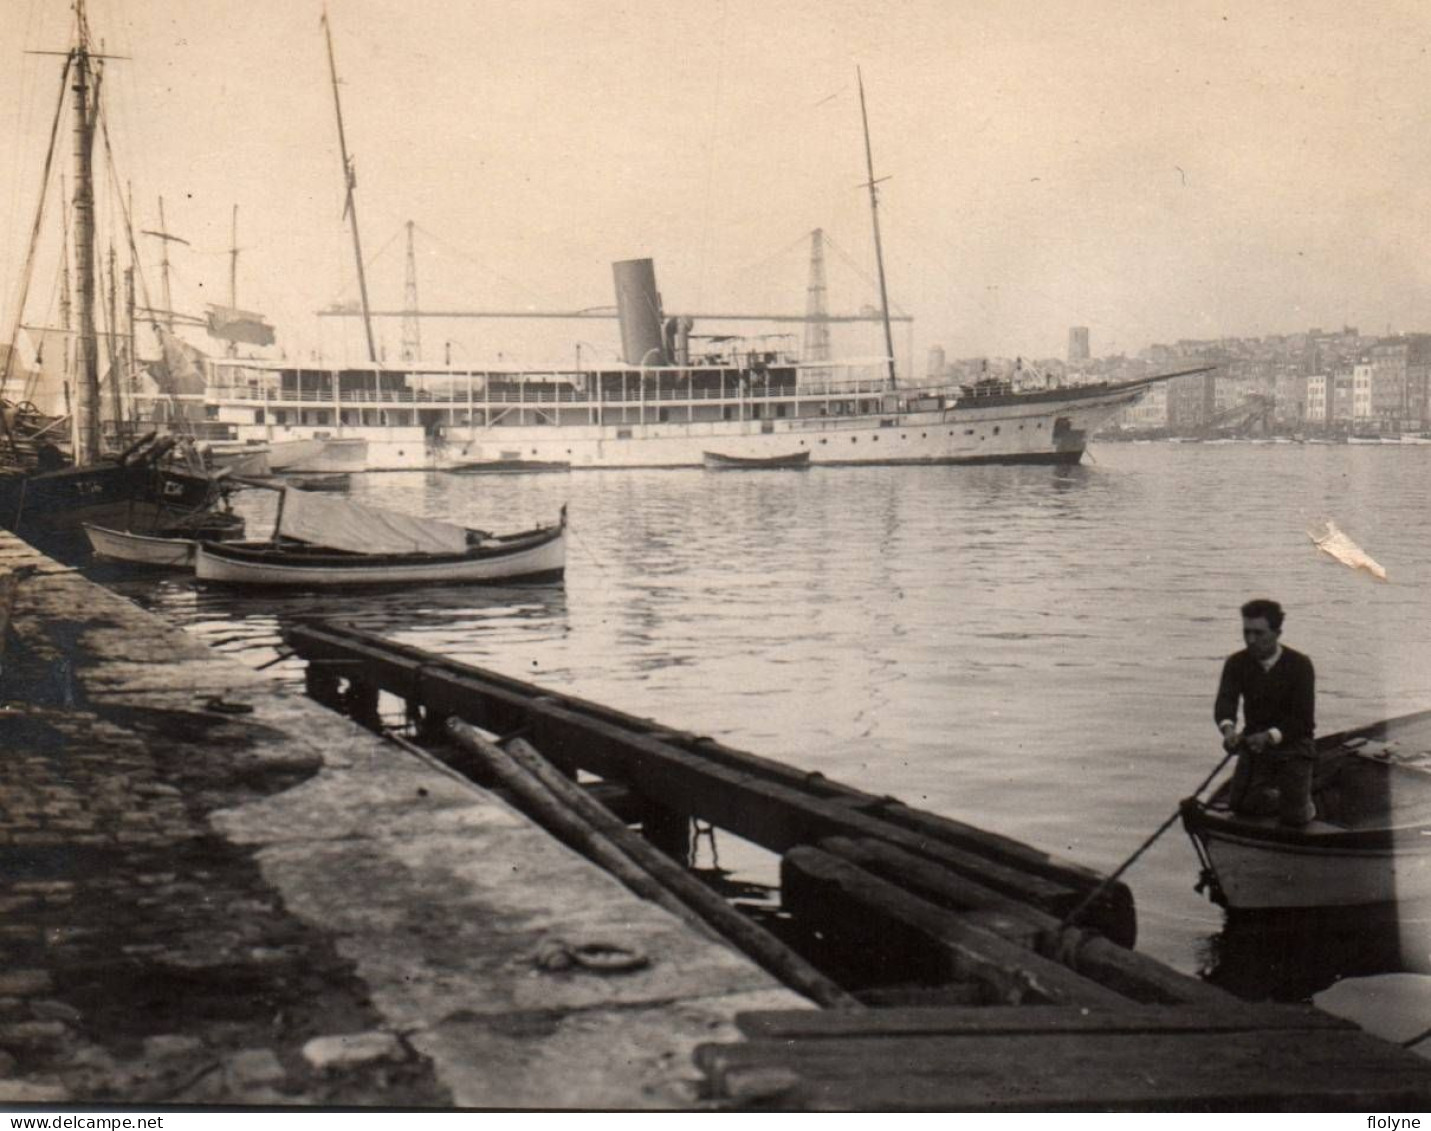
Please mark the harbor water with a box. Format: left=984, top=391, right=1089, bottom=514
left=98, top=442, right=1431, bottom=981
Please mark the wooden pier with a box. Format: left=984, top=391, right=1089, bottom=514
left=0, top=534, right=809, bottom=1108
left=283, top=619, right=1431, bottom=1110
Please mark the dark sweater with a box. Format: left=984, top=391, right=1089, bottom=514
left=1214, top=646, right=1316, bottom=744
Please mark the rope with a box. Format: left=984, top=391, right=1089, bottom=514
left=564, top=518, right=608, bottom=578
left=1401, top=1025, right=1431, bottom=1050
left=1059, top=747, right=1237, bottom=930
left=1, top=53, right=71, bottom=454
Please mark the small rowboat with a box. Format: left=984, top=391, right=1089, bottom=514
left=195, top=509, right=566, bottom=588
left=445, top=459, right=571, bottom=475
left=84, top=524, right=198, bottom=568
left=279, top=472, right=351, bottom=492
left=1181, top=709, right=1431, bottom=910
left=702, top=450, right=811, bottom=470
left=84, top=510, right=246, bottom=568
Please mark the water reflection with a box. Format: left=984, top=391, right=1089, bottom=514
left=87, top=448, right=1431, bottom=987
left=1201, top=905, right=1431, bottom=1003
left=97, top=564, right=568, bottom=683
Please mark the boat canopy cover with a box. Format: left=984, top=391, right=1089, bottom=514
left=278, top=489, right=470, bottom=554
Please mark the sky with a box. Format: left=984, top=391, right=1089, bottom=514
left=2, top=0, right=1431, bottom=370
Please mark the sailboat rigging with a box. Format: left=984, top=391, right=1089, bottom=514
left=0, top=0, right=235, bottom=553
left=857, top=68, right=898, bottom=388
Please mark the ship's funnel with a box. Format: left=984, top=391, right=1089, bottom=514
left=612, top=258, right=668, bottom=367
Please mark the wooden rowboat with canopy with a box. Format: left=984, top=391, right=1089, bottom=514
left=194, top=486, right=566, bottom=587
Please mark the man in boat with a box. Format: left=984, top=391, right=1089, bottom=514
left=1214, top=598, right=1317, bottom=826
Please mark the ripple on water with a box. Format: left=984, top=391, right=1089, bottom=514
left=106, top=447, right=1431, bottom=976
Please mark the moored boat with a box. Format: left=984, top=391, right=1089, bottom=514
left=83, top=524, right=199, bottom=569
left=1182, top=709, right=1431, bottom=911
left=277, top=472, right=350, bottom=492
left=266, top=436, right=368, bottom=473
left=176, top=50, right=1209, bottom=474
left=703, top=450, right=812, bottom=470
left=195, top=488, right=566, bottom=587
left=444, top=458, right=572, bottom=475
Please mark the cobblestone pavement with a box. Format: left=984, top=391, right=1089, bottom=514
left=0, top=539, right=449, bottom=1106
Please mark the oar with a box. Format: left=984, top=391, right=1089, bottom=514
left=1059, top=745, right=1239, bottom=931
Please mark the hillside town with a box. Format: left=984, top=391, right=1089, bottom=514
left=928, top=325, right=1431, bottom=439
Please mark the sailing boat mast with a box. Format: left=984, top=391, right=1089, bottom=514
left=71, top=0, right=102, bottom=462
left=322, top=9, right=378, bottom=364
left=857, top=68, right=897, bottom=388
left=141, top=196, right=187, bottom=331
left=229, top=204, right=239, bottom=309
left=227, top=204, right=241, bottom=358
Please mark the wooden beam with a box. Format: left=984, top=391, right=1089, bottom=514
left=781, top=846, right=1130, bottom=1008
left=282, top=622, right=1135, bottom=944
left=444, top=721, right=861, bottom=1011
left=731, top=1002, right=1355, bottom=1041
left=818, top=837, right=1227, bottom=1006
left=695, top=1029, right=1431, bottom=1111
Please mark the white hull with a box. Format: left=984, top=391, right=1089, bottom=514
left=266, top=436, right=370, bottom=473
left=221, top=387, right=1145, bottom=472
left=83, top=524, right=196, bottom=568
left=1183, top=710, right=1431, bottom=912
left=206, top=444, right=272, bottom=477
left=1195, top=826, right=1431, bottom=910
left=194, top=527, right=565, bottom=587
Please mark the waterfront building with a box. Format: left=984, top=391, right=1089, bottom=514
left=1305, top=374, right=1328, bottom=424
left=1332, top=368, right=1356, bottom=423
left=1273, top=367, right=1308, bottom=427
left=1352, top=362, right=1374, bottom=422
left=1370, top=341, right=1409, bottom=428
left=1120, top=381, right=1169, bottom=430
left=1068, top=326, right=1090, bottom=364
left=1166, top=370, right=1214, bottom=431
left=1408, top=363, right=1431, bottom=429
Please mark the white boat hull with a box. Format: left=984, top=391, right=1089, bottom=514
left=266, top=436, right=369, bottom=473
left=216, top=383, right=1153, bottom=472
left=1193, top=824, right=1431, bottom=910
left=1183, top=710, right=1431, bottom=912
left=83, top=524, right=196, bottom=568
left=195, top=527, right=565, bottom=587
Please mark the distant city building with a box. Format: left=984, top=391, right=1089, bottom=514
left=1408, top=362, right=1431, bottom=429
left=1273, top=367, right=1308, bottom=426
left=1068, top=326, right=1090, bottom=364
left=1121, top=382, right=1169, bottom=429
left=927, top=345, right=946, bottom=380
left=1369, top=341, right=1408, bottom=427
left=1332, top=369, right=1355, bottom=422
left=1352, top=361, right=1374, bottom=421
left=1305, top=375, right=1328, bottom=423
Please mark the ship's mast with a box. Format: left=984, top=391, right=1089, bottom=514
left=227, top=203, right=241, bottom=357
left=322, top=8, right=378, bottom=364
left=857, top=68, right=897, bottom=388
left=401, top=219, right=421, bottom=363
left=61, top=175, right=79, bottom=456
left=72, top=0, right=101, bottom=462
left=141, top=195, right=188, bottom=331
left=229, top=203, right=239, bottom=308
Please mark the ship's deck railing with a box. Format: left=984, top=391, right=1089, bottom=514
left=200, top=379, right=899, bottom=406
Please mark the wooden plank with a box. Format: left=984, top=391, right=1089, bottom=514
left=855, top=984, right=985, bottom=1008
left=445, top=723, right=863, bottom=1011
left=820, top=836, right=1229, bottom=1006
left=781, top=846, right=1131, bottom=1007
left=732, top=1002, right=1355, bottom=1041
left=695, top=1029, right=1431, bottom=1110
left=421, top=676, right=1140, bottom=945
left=286, top=621, right=1135, bottom=939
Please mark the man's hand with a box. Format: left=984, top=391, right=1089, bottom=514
left=1243, top=731, right=1272, bottom=754
left=1221, top=726, right=1242, bottom=753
